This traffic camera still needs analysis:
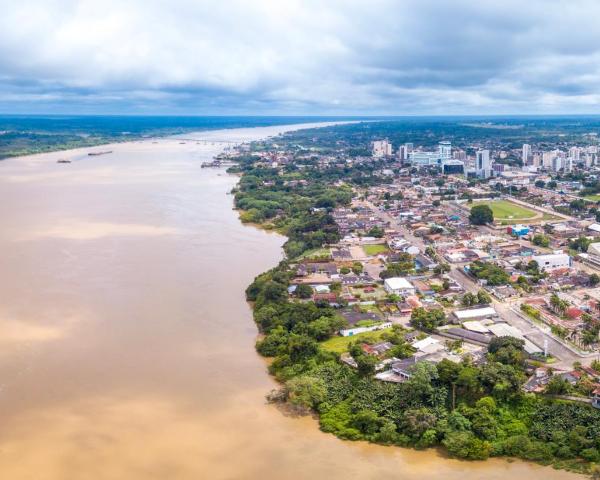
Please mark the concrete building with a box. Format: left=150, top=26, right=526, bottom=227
left=442, top=159, right=465, bottom=175
left=522, top=144, right=531, bottom=165
left=409, top=151, right=441, bottom=166
left=384, top=277, right=415, bottom=296
left=565, top=156, right=573, bottom=173
left=531, top=252, right=571, bottom=271
left=542, top=150, right=559, bottom=169
left=552, top=156, right=563, bottom=172
left=569, top=146, right=580, bottom=163
left=397, top=145, right=408, bottom=161
left=507, top=224, right=530, bottom=236
left=586, top=243, right=600, bottom=267
left=453, top=150, right=467, bottom=161
left=408, top=142, right=452, bottom=167
left=397, top=143, right=414, bottom=162
left=453, top=306, right=497, bottom=323
left=372, top=140, right=392, bottom=158
left=438, top=141, right=452, bottom=161
left=476, top=150, right=491, bottom=178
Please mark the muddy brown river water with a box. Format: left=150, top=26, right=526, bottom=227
left=0, top=124, right=580, bottom=479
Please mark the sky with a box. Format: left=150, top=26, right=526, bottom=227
left=1, top=0, right=600, bottom=115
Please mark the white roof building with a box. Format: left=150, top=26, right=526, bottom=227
left=412, top=336, right=444, bottom=354
left=588, top=223, right=600, bottom=233
left=462, top=320, right=491, bottom=333
left=487, top=323, right=542, bottom=355
left=531, top=252, right=571, bottom=271
left=453, top=307, right=497, bottom=321
left=384, top=277, right=415, bottom=295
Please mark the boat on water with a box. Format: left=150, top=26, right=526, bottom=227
left=87, top=150, right=113, bottom=156
left=201, top=160, right=222, bottom=168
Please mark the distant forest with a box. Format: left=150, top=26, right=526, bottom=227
left=2, top=115, right=600, bottom=159
left=0, top=115, right=355, bottom=159
left=280, top=116, right=600, bottom=155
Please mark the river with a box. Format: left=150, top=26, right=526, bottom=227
left=0, top=124, right=579, bottom=479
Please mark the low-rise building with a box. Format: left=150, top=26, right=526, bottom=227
left=532, top=252, right=571, bottom=271
left=384, top=277, right=416, bottom=296
left=452, top=306, right=497, bottom=323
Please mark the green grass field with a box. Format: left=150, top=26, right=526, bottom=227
left=584, top=194, right=600, bottom=202
left=320, top=329, right=388, bottom=353
left=363, top=244, right=389, bottom=256
left=297, top=247, right=331, bottom=260
left=472, top=200, right=538, bottom=220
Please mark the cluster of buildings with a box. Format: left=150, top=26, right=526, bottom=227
left=372, top=138, right=600, bottom=179
left=296, top=169, right=599, bottom=403
left=371, top=139, right=498, bottom=179
left=236, top=132, right=600, bottom=407
left=522, top=143, right=599, bottom=172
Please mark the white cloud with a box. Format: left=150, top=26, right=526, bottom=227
left=1, top=0, right=600, bottom=113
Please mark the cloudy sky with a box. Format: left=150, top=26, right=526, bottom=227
left=1, top=0, right=600, bottom=115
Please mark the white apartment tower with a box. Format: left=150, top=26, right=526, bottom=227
left=569, top=146, right=580, bottom=163
left=542, top=150, right=557, bottom=169
left=565, top=156, right=573, bottom=173
left=372, top=140, right=392, bottom=158
left=476, top=150, right=491, bottom=178
left=522, top=144, right=531, bottom=165
left=552, top=156, right=563, bottom=172
left=438, top=141, right=452, bottom=161
left=397, top=143, right=413, bottom=161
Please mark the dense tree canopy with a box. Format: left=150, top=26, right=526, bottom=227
left=469, top=204, right=494, bottom=225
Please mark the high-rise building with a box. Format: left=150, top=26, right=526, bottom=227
left=372, top=140, right=392, bottom=158
left=397, top=143, right=413, bottom=161
left=569, top=146, right=580, bottom=162
left=476, top=150, right=491, bottom=178
left=565, top=156, right=573, bottom=173
left=542, top=151, right=557, bottom=169
left=438, top=141, right=452, bottom=161
left=552, top=156, right=563, bottom=172
left=453, top=150, right=467, bottom=161
left=522, top=144, right=531, bottom=165
left=585, top=154, right=594, bottom=168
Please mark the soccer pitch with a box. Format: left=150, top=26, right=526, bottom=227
left=472, top=200, right=538, bottom=220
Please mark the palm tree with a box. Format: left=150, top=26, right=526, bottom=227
left=549, top=293, right=562, bottom=314
left=582, top=330, right=598, bottom=347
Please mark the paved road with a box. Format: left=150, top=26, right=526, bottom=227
left=362, top=200, right=428, bottom=251
left=448, top=267, right=593, bottom=369
left=363, top=199, right=598, bottom=369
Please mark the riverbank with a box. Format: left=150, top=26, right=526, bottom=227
left=0, top=123, right=582, bottom=480
left=233, top=129, right=599, bottom=478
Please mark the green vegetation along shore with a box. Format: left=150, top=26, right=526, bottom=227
left=232, top=134, right=600, bottom=478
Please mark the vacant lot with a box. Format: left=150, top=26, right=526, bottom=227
left=320, top=329, right=388, bottom=353
left=363, top=244, right=389, bottom=256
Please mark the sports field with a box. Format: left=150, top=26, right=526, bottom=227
left=472, top=200, right=538, bottom=220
